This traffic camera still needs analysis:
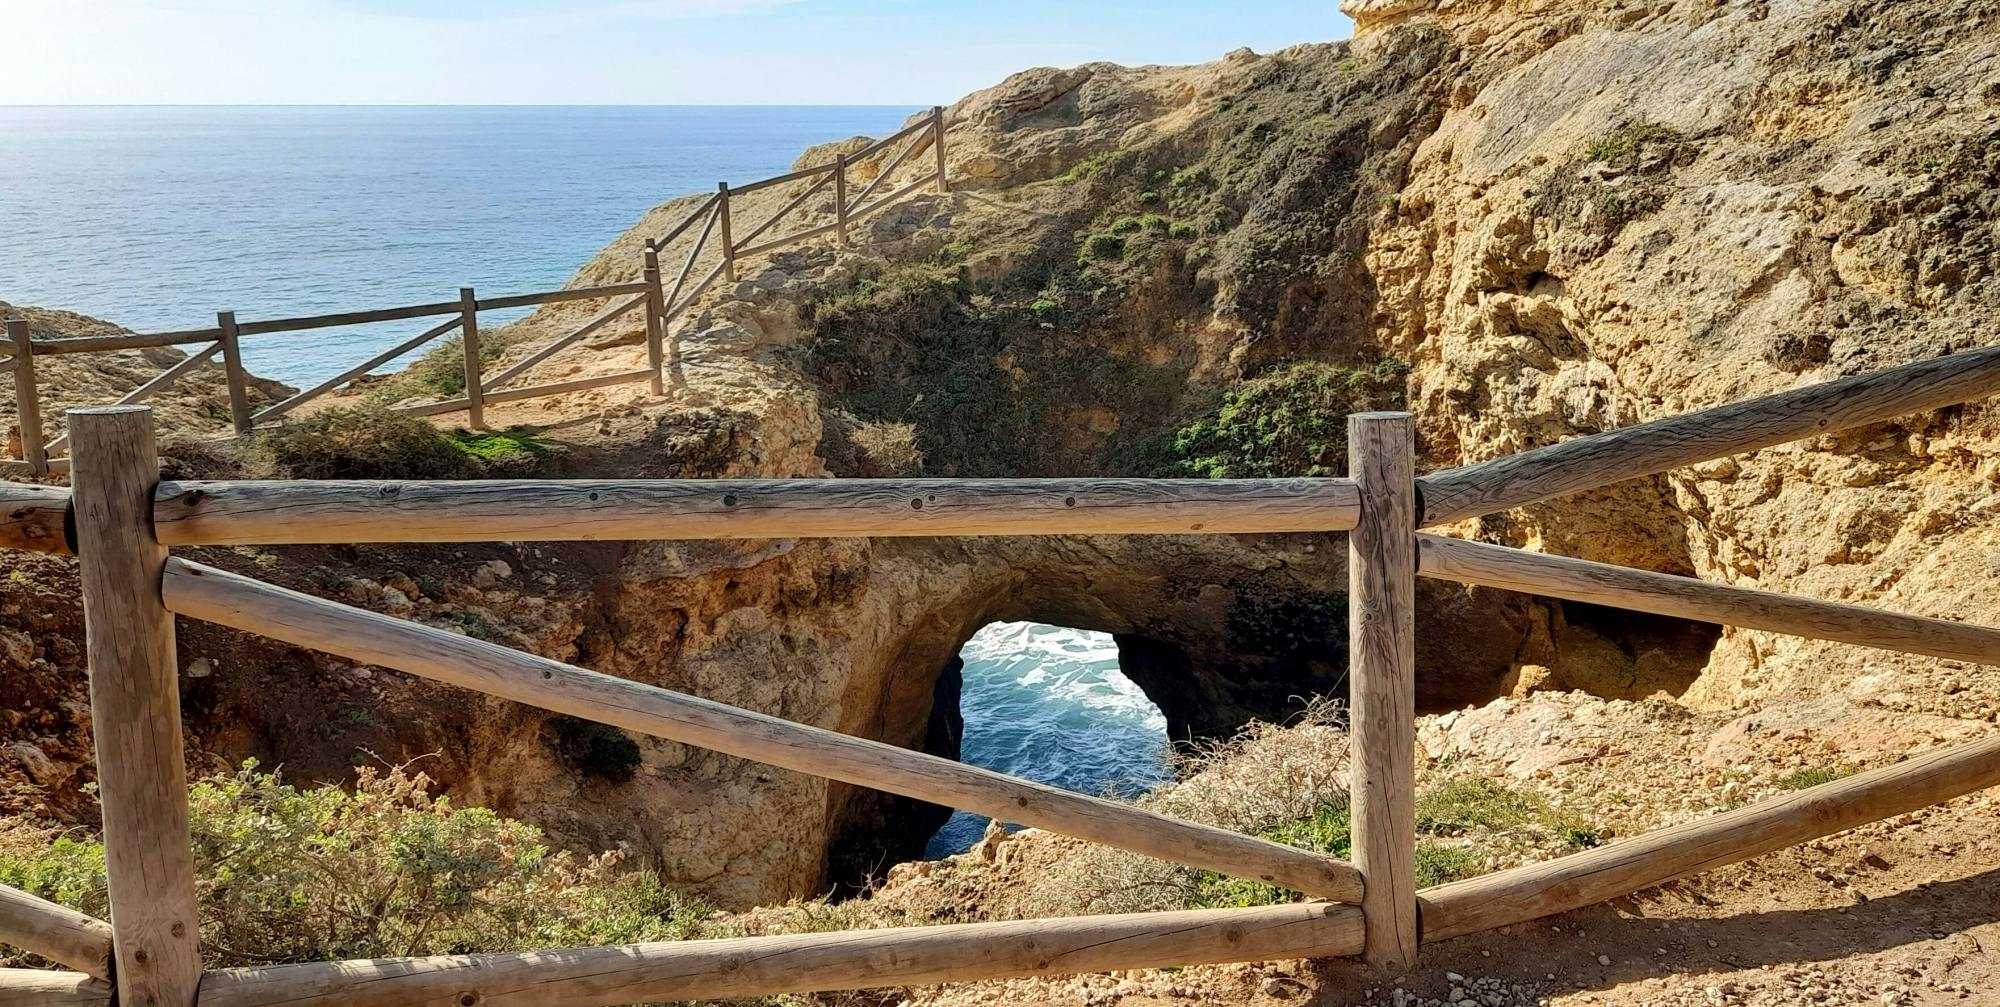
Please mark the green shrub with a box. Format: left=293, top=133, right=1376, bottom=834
left=1077, top=232, right=1127, bottom=264
left=546, top=716, right=644, bottom=783
left=253, top=408, right=481, bottom=480
left=0, top=763, right=713, bottom=968
left=1417, top=776, right=1598, bottom=852
left=1584, top=119, right=1683, bottom=163
left=1159, top=359, right=1408, bottom=478
left=1776, top=765, right=1857, bottom=790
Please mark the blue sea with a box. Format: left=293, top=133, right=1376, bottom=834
left=0, top=107, right=1174, bottom=852
left=928, top=623, right=1171, bottom=856
left=0, top=105, right=918, bottom=384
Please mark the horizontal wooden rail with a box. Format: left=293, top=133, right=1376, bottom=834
left=481, top=294, right=645, bottom=392
left=851, top=172, right=943, bottom=223
left=44, top=341, right=224, bottom=455
left=162, top=558, right=1364, bottom=903
left=727, top=158, right=840, bottom=196
left=734, top=220, right=842, bottom=259
left=731, top=171, right=838, bottom=252
left=1417, top=343, right=2000, bottom=526
left=486, top=368, right=653, bottom=406
left=649, top=193, right=721, bottom=250
left=32, top=327, right=221, bottom=355
left=392, top=396, right=474, bottom=419
left=666, top=260, right=728, bottom=320
left=234, top=300, right=462, bottom=336
left=254, top=314, right=465, bottom=425
left=1417, top=535, right=2000, bottom=665
left=0, top=882, right=113, bottom=981
left=0, top=970, right=110, bottom=1007
left=152, top=477, right=1362, bottom=546
left=197, top=902, right=1361, bottom=1007
left=474, top=281, right=649, bottom=313
left=1421, top=729, right=2000, bottom=941
left=0, top=483, right=70, bottom=553
left=844, top=111, right=936, bottom=167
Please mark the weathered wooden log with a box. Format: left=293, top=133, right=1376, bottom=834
left=161, top=558, right=1365, bottom=903
left=196, top=902, right=1362, bottom=1007
left=850, top=172, right=943, bottom=222
left=0, top=970, right=111, bottom=1007
left=0, top=882, right=113, bottom=981
left=845, top=123, right=930, bottom=213
left=648, top=192, right=721, bottom=251
left=732, top=220, right=842, bottom=259
left=31, top=328, right=222, bottom=355
left=48, top=341, right=226, bottom=452
left=254, top=316, right=462, bottom=425
left=7, top=320, right=45, bottom=476
left=458, top=287, right=485, bottom=430
left=215, top=311, right=252, bottom=435
left=1421, top=730, right=2000, bottom=941
left=484, top=368, right=653, bottom=406
left=1347, top=413, right=1418, bottom=971
left=1416, top=535, right=2000, bottom=665
left=0, top=482, right=70, bottom=554
left=726, top=158, right=839, bottom=195
left=479, top=294, right=645, bottom=393
left=70, top=408, right=202, bottom=1007
left=731, top=169, right=838, bottom=250
left=932, top=105, right=950, bottom=193
left=474, top=281, right=650, bottom=312
left=152, top=477, right=1362, bottom=546
left=234, top=300, right=461, bottom=336
left=1417, top=343, right=2000, bottom=526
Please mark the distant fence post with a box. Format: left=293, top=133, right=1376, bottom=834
left=216, top=310, right=253, bottom=435
left=459, top=287, right=485, bottom=429
left=1347, top=411, right=1417, bottom=972
left=716, top=182, right=738, bottom=283
left=641, top=241, right=667, bottom=397
left=834, top=153, right=850, bottom=246
left=69, top=406, right=203, bottom=1007
left=7, top=319, right=46, bottom=477
left=932, top=106, right=949, bottom=193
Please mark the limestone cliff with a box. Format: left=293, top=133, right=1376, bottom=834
left=6, top=0, right=1998, bottom=912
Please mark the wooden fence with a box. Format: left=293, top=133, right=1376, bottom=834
left=0, top=108, right=951, bottom=478
left=1, top=339, right=1999, bottom=1006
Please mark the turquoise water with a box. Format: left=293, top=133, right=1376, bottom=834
left=927, top=623, right=1171, bottom=856
left=0, top=105, right=917, bottom=384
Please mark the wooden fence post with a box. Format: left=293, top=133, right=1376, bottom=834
left=833, top=154, right=850, bottom=246
left=716, top=182, right=738, bottom=283
left=7, top=319, right=46, bottom=477
left=932, top=106, right=949, bottom=193
left=216, top=310, right=252, bottom=435
left=1347, top=411, right=1417, bottom=972
left=459, top=287, right=485, bottom=430
left=641, top=241, right=667, bottom=397
left=69, top=406, right=202, bottom=1007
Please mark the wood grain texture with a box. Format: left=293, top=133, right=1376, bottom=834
left=1421, top=730, right=2000, bottom=942
left=70, top=407, right=202, bottom=1007
left=0, top=970, right=112, bottom=1007
left=197, top=903, right=1362, bottom=1007
left=932, top=105, right=950, bottom=192
left=474, top=281, right=649, bottom=312
left=152, top=477, right=1362, bottom=546
left=484, top=369, right=652, bottom=406
left=234, top=300, right=461, bottom=336
left=641, top=242, right=666, bottom=396
left=1417, top=535, right=2000, bottom=665
left=162, top=558, right=1364, bottom=904
left=716, top=182, right=738, bottom=282
left=216, top=311, right=252, bottom=435
left=0, top=482, right=71, bottom=554
left=7, top=321, right=45, bottom=476
left=834, top=152, right=850, bottom=244
left=1346, top=413, right=1418, bottom=971
left=458, top=287, right=484, bottom=430
left=32, top=328, right=221, bottom=355
left=0, top=882, right=114, bottom=980
left=1417, top=343, right=2000, bottom=527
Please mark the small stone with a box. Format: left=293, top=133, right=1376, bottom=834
left=1598, top=954, right=1613, bottom=966
left=184, top=657, right=214, bottom=679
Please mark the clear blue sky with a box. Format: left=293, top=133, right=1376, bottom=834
left=6, top=1, right=1353, bottom=106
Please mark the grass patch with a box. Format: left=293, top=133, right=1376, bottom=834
left=252, top=408, right=482, bottom=480
left=1418, top=777, right=1599, bottom=850
left=1775, top=765, right=1859, bottom=790
left=1151, top=359, right=1408, bottom=478
left=1585, top=119, right=1683, bottom=163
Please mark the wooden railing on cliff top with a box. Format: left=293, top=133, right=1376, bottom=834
left=0, top=108, right=951, bottom=478
left=1, top=340, right=1998, bottom=1007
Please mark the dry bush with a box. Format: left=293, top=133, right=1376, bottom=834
left=849, top=420, right=924, bottom=477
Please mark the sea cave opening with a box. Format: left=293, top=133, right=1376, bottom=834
left=923, top=621, right=1172, bottom=857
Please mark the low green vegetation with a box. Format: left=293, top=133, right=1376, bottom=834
left=0, top=763, right=712, bottom=968
left=1775, top=764, right=1859, bottom=790
left=1150, top=359, right=1409, bottom=478
left=251, top=409, right=560, bottom=480
left=1585, top=118, right=1683, bottom=163
left=1417, top=776, right=1601, bottom=850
